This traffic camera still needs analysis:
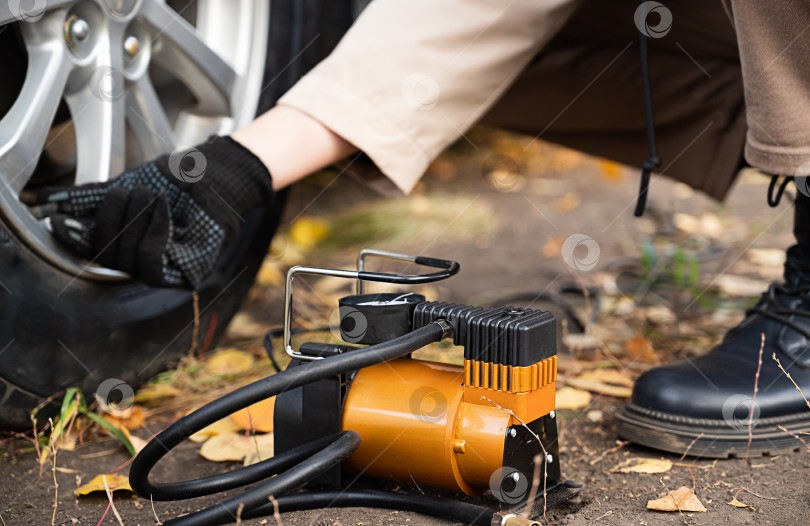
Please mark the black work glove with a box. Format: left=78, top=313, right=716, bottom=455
left=35, top=136, right=273, bottom=289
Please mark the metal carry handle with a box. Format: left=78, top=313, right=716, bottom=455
left=284, top=249, right=459, bottom=361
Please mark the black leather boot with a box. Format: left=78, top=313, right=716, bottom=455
left=616, top=192, right=810, bottom=458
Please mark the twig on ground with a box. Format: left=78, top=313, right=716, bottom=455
left=94, top=502, right=111, bottom=526
left=480, top=396, right=548, bottom=523
left=235, top=502, right=244, bottom=526
left=150, top=495, right=163, bottom=525
left=679, top=432, right=705, bottom=461
left=191, top=290, right=200, bottom=358
left=102, top=475, right=125, bottom=526
left=269, top=495, right=284, bottom=526
left=589, top=440, right=630, bottom=466
left=773, top=353, right=810, bottom=410
left=408, top=471, right=425, bottom=495
left=49, top=419, right=58, bottom=526
left=745, top=334, right=765, bottom=468
left=733, top=486, right=777, bottom=501
left=246, top=408, right=261, bottom=461
left=592, top=510, right=612, bottom=522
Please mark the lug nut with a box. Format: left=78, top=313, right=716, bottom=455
left=65, top=16, right=90, bottom=46
left=124, top=35, right=140, bottom=58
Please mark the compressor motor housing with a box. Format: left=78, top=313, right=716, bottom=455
left=275, top=293, right=564, bottom=511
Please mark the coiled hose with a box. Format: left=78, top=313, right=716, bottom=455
left=129, top=322, right=496, bottom=526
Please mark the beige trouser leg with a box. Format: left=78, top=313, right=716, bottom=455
left=721, top=1, right=810, bottom=177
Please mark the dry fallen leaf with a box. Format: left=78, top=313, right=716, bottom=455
left=231, top=397, right=276, bottom=433
left=189, top=416, right=243, bottom=443
left=566, top=369, right=633, bottom=398
left=626, top=335, right=657, bottom=363
left=611, top=458, right=672, bottom=474
left=562, top=333, right=602, bottom=353
left=746, top=248, right=785, bottom=268
left=199, top=432, right=274, bottom=464
left=673, top=213, right=723, bottom=239
left=728, top=498, right=755, bottom=511
left=204, top=348, right=255, bottom=375
left=76, top=474, right=132, bottom=496
left=225, top=313, right=271, bottom=340
left=256, top=259, right=284, bottom=286
left=555, top=386, right=592, bottom=410
left=715, top=274, right=770, bottom=298
left=103, top=405, right=145, bottom=430
left=541, top=236, right=563, bottom=259
left=554, top=191, right=581, bottom=213
left=647, top=486, right=707, bottom=512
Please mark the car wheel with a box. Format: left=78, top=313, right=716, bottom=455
left=0, top=0, right=354, bottom=430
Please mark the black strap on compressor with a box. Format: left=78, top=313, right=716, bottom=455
left=634, top=0, right=662, bottom=217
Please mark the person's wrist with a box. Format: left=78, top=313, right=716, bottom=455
left=158, top=136, right=274, bottom=215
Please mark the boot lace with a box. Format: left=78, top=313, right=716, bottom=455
left=749, top=258, right=810, bottom=340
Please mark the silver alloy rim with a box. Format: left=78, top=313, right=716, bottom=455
left=0, top=0, right=270, bottom=280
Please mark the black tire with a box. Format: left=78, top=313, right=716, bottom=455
left=0, top=1, right=355, bottom=431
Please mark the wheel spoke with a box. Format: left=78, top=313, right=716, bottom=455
left=0, top=0, right=72, bottom=26
left=140, top=1, right=236, bottom=115
left=65, top=25, right=126, bottom=184
left=127, top=75, right=175, bottom=160
left=0, top=26, right=72, bottom=195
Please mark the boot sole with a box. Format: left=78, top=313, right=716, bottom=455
left=616, top=403, right=810, bottom=458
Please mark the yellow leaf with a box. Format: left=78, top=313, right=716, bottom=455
left=231, top=397, right=276, bottom=434
left=288, top=216, right=330, bottom=250
left=555, top=386, right=591, bottom=410
left=189, top=416, right=243, bottom=443
left=199, top=432, right=274, bottom=464
left=256, top=259, right=284, bottom=286
left=647, top=487, right=706, bottom=512
left=76, top=474, right=132, bottom=496
left=204, top=348, right=254, bottom=375
left=728, top=499, right=755, bottom=511
left=611, top=458, right=672, bottom=474
left=243, top=434, right=275, bottom=467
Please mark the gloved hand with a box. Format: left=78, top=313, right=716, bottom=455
left=34, top=136, right=274, bottom=289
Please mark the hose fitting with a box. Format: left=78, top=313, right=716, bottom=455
left=491, top=512, right=541, bottom=526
